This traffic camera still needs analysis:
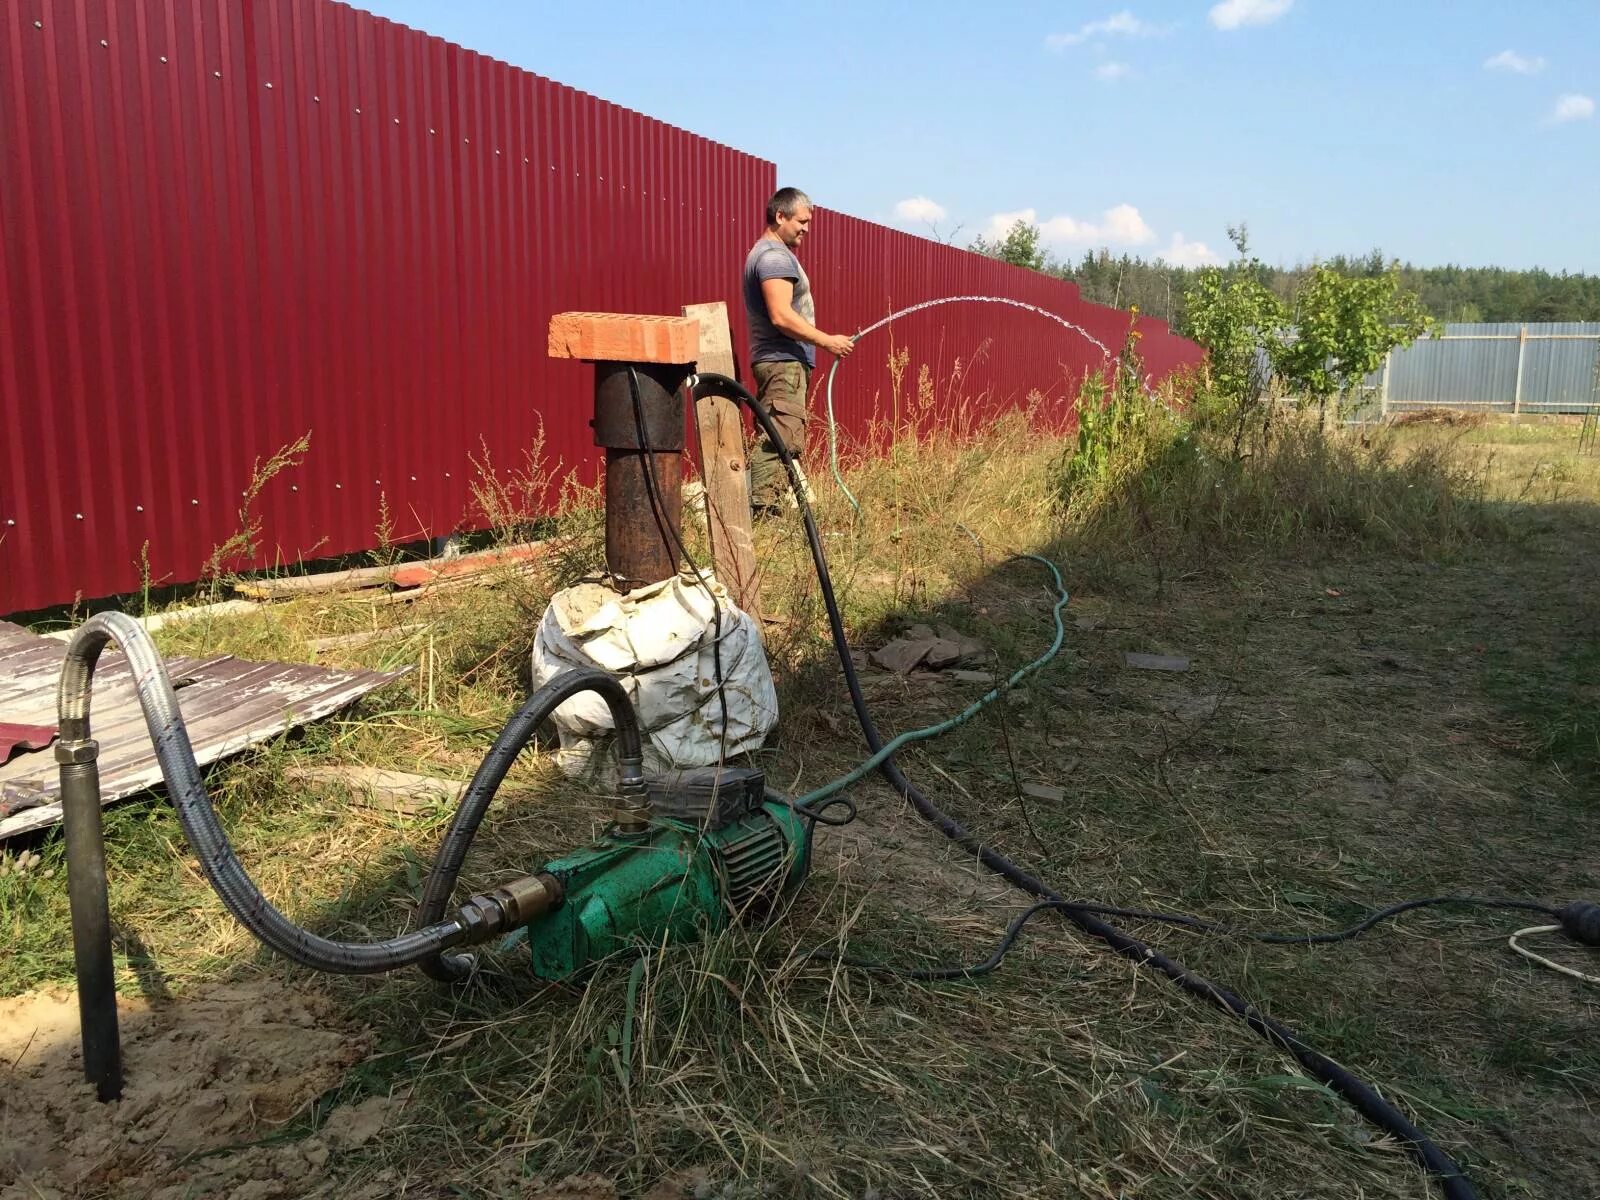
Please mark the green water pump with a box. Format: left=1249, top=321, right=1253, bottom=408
left=401, top=669, right=816, bottom=988
left=515, top=768, right=809, bottom=980
left=57, top=619, right=813, bottom=1102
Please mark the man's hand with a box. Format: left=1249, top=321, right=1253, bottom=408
left=822, top=333, right=855, bottom=358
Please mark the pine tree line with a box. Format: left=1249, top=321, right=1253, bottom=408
left=1056, top=248, right=1600, bottom=328
left=968, top=221, right=1600, bottom=327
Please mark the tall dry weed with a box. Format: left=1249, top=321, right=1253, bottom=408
left=1056, top=393, right=1501, bottom=570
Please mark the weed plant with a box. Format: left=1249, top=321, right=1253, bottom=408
left=1055, top=326, right=1503, bottom=579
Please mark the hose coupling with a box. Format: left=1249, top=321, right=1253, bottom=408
left=457, top=872, right=564, bottom=940
left=55, top=738, right=100, bottom=765
left=612, top=770, right=651, bottom=836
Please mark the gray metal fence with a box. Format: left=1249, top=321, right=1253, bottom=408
left=1369, top=322, right=1600, bottom=416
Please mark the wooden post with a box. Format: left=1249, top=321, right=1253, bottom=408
left=683, top=301, right=764, bottom=625
left=1378, top=350, right=1392, bottom=419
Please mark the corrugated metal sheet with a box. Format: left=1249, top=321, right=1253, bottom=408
left=1384, top=335, right=1522, bottom=409
left=0, top=619, right=405, bottom=839
left=1383, top=323, right=1600, bottom=413
left=1518, top=326, right=1600, bottom=413
left=0, top=0, right=1200, bottom=616
left=805, top=209, right=1200, bottom=443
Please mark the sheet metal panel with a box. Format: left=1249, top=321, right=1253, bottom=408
left=0, top=620, right=405, bottom=839
left=1520, top=336, right=1600, bottom=412
left=801, top=208, right=1202, bottom=444
left=1383, top=323, right=1600, bottom=412
left=1, top=0, right=1200, bottom=614
left=1385, top=335, right=1522, bottom=410
left=1515, top=324, right=1600, bottom=413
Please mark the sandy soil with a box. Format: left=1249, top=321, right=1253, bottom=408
left=0, top=978, right=383, bottom=1199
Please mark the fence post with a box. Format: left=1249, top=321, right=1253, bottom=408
left=1379, top=350, right=1392, bottom=418
left=682, top=301, right=763, bottom=627
left=1512, top=324, right=1527, bottom=416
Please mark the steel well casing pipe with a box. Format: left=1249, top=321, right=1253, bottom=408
left=59, top=741, right=122, bottom=1101
left=592, top=361, right=690, bottom=590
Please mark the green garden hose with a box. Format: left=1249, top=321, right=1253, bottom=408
left=795, top=552, right=1067, bottom=808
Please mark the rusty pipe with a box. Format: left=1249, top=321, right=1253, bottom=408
left=592, top=361, right=690, bottom=591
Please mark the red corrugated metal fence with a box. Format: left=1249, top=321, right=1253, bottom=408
left=804, top=208, right=1201, bottom=447
left=0, top=0, right=1201, bottom=615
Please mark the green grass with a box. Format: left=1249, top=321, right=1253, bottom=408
left=3, top=403, right=1598, bottom=1199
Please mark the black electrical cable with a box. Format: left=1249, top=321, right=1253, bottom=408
left=625, top=365, right=731, bottom=760
left=770, top=787, right=859, bottom=867
left=809, top=900, right=1071, bottom=981
left=791, top=795, right=858, bottom=827
left=688, top=370, right=1481, bottom=1200
left=1099, top=895, right=1560, bottom=944
left=805, top=896, right=1565, bottom=982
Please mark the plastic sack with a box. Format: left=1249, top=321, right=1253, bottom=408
left=530, top=572, right=778, bottom=778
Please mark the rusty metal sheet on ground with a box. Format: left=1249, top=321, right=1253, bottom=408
left=0, top=723, right=56, bottom=764
left=0, top=622, right=405, bottom=839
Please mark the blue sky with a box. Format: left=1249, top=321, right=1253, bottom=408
left=354, top=1, right=1598, bottom=272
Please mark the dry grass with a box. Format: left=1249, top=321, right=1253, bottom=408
left=1391, top=408, right=1491, bottom=428
left=1056, top=388, right=1510, bottom=586
left=1397, top=415, right=1600, bottom=509
left=3, top=401, right=1598, bottom=1199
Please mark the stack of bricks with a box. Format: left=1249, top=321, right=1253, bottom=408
left=547, top=312, right=699, bottom=364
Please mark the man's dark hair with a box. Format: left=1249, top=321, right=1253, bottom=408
left=766, top=187, right=811, bottom=225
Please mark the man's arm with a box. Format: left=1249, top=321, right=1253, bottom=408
left=760, top=277, right=854, bottom=358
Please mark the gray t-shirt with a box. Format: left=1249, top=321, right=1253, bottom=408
left=744, top=237, right=816, bottom=369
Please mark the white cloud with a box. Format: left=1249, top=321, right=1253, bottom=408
left=893, top=196, right=948, bottom=224
left=1046, top=10, right=1166, bottom=50
left=1093, top=203, right=1157, bottom=244
left=1095, top=61, right=1131, bottom=81
left=1552, top=93, right=1596, bottom=122
left=1161, top=232, right=1221, bottom=267
left=1483, top=49, right=1546, bottom=75
left=982, top=208, right=1040, bottom=242
left=982, top=204, right=1155, bottom=249
left=1208, top=0, right=1293, bottom=31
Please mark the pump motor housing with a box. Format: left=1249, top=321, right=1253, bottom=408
left=521, top=767, right=808, bottom=980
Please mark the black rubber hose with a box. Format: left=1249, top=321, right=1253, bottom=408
left=58, top=613, right=475, bottom=976
left=624, top=364, right=731, bottom=751
left=413, top=668, right=647, bottom=981
left=687, top=371, right=1478, bottom=1200
left=59, top=733, right=123, bottom=1100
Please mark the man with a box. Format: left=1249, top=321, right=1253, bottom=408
left=742, top=187, right=854, bottom=515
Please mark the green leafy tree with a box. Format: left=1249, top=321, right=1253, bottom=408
left=1048, top=238, right=1600, bottom=325
left=971, top=218, right=1047, bottom=271
left=1180, top=226, right=1285, bottom=454
left=1270, top=263, right=1434, bottom=423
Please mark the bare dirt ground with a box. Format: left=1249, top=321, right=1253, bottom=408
left=1, top=979, right=712, bottom=1199
left=1, top=980, right=391, bottom=1199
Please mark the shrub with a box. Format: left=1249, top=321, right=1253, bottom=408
left=1056, top=386, right=1498, bottom=567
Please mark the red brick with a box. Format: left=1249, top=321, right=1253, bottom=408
left=547, top=311, right=699, bottom=364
